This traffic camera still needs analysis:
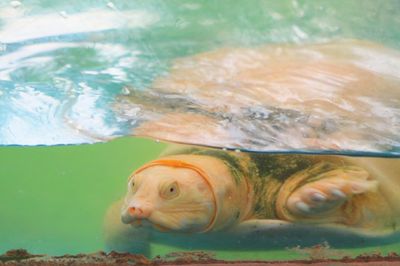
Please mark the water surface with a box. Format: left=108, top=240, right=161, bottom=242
left=0, top=0, right=399, bottom=156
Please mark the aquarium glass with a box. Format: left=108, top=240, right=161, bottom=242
left=0, top=0, right=399, bottom=263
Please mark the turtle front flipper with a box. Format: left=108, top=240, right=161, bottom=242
left=287, top=167, right=377, bottom=217
left=275, top=163, right=393, bottom=232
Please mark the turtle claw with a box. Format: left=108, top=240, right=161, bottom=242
left=295, top=201, right=311, bottom=213
left=287, top=173, right=378, bottom=217
left=330, top=188, right=347, bottom=199
left=310, top=192, right=326, bottom=202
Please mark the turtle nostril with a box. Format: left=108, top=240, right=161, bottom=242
left=128, top=207, right=136, bottom=215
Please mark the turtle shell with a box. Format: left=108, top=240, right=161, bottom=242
left=115, top=39, right=400, bottom=156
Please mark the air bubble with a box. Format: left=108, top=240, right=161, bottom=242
left=59, top=11, right=68, bottom=18
left=122, top=87, right=131, bottom=95
left=10, top=1, right=22, bottom=8
left=107, top=2, right=117, bottom=10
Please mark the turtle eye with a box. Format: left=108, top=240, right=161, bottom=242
left=160, top=181, right=179, bottom=200
left=128, top=177, right=136, bottom=192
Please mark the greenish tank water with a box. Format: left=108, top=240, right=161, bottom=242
left=1, top=0, right=400, bottom=262
left=0, top=138, right=164, bottom=255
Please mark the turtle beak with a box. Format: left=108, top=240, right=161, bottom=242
left=121, top=199, right=153, bottom=225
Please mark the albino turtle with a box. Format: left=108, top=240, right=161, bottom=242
left=105, top=40, right=400, bottom=257
left=104, top=145, right=400, bottom=256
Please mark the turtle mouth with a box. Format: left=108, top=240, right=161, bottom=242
left=129, top=219, right=144, bottom=227
left=128, top=218, right=171, bottom=232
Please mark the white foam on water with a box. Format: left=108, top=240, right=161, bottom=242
left=0, top=8, right=159, bottom=43
left=1, top=87, right=93, bottom=145
left=67, top=82, right=120, bottom=138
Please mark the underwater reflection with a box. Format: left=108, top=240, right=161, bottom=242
left=104, top=145, right=400, bottom=257
left=118, top=39, right=400, bottom=156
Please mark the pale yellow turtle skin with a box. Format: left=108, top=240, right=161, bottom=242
left=104, top=146, right=400, bottom=255
left=156, top=146, right=400, bottom=232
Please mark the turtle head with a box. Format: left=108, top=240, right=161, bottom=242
left=121, top=159, right=216, bottom=233
left=121, top=154, right=253, bottom=233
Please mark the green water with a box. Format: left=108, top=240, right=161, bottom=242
left=1, top=138, right=399, bottom=260
left=0, top=138, right=164, bottom=255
